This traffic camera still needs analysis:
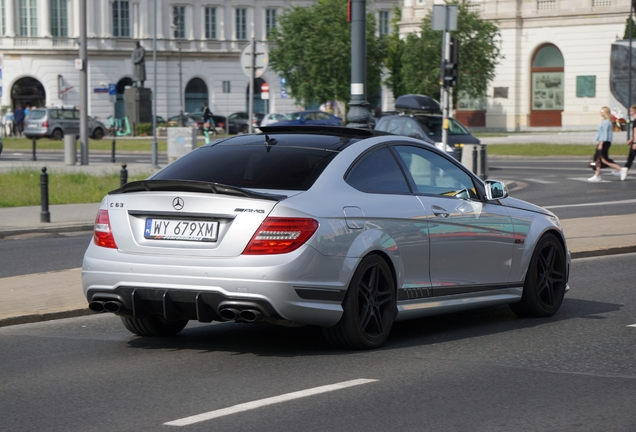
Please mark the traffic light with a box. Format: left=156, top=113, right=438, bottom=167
left=440, top=37, right=460, bottom=88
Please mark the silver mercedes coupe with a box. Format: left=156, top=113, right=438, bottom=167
left=82, top=126, right=570, bottom=349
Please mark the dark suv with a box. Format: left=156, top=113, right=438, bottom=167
left=374, top=94, right=481, bottom=155
left=24, top=108, right=107, bottom=140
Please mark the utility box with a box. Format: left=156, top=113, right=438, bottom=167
left=167, top=127, right=198, bottom=162
left=64, top=135, right=76, bottom=165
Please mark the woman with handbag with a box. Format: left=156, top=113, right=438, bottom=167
left=588, top=106, right=622, bottom=182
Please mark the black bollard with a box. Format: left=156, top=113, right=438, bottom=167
left=111, top=138, right=116, bottom=163
left=40, top=167, right=50, bottom=223
left=454, top=144, right=463, bottom=161
left=120, top=163, right=128, bottom=187
left=472, top=145, right=478, bottom=174
left=480, top=145, right=488, bottom=180
left=32, top=137, right=37, bottom=161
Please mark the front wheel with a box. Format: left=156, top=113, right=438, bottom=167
left=510, top=233, right=566, bottom=317
left=120, top=316, right=188, bottom=336
left=51, top=129, right=63, bottom=140
left=323, top=254, right=396, bottom=349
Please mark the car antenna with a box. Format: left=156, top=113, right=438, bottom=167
left=264, top=135, right=278, bottom=152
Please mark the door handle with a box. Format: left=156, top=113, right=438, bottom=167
left=431, top=205, right=450, bottom=218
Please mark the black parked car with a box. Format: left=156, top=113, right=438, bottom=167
left=228, top=112, right=264, bottom=134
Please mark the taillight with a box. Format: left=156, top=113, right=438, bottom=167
left=243, top=217, right=319, bottom=255
left=93, top=209, right=117, bottom=249
left=42, top=121, right=49, bottom=128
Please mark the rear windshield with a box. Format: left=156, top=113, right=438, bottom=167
left=152, top=137, right=339, bottom=191
left=27, top=110, right=46, bottom=120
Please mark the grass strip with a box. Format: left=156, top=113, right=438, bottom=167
left=0, top=169, right=152, bottom=207
left=486, top=143, right=631, bottom=157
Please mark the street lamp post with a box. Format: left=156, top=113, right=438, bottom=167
left=151, top=0, right=158, bottom=168
left=346, top=0, right=371, bottom=129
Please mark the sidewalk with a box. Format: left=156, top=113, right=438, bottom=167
left=1, top=148, right=636, bottom=328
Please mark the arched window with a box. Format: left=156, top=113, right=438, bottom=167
left=11, top=77, right=46, bottom=109
left=530, top=44, right=564, bottom=127
left=185, top=78, right=208, bottom=113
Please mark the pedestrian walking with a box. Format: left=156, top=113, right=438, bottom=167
left=4, top=109, right=14, bottom=137
left=14, top=106, right=25, bottom=136
left=201, top=102, right=215, bottom=133
left=588, top=106, right=622, bottom=182
left=620, top=105, right=636, bottom=181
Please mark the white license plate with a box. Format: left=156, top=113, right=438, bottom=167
left=144, top=218, right=219, bottom=242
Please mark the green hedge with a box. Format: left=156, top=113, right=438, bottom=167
left=135, top=123, right=152, bottom=136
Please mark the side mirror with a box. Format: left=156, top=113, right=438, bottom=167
left=485, top=180, right=508, bottom=200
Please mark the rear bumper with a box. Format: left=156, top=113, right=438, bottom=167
left=82, top=243, right=353, bottom=327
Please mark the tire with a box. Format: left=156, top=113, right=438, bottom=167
left=120, top=316, right=188, bottom=337
left=51, top=129, right=63, bottom=140
left=92, top=128, right=104, bottom=140
left=510, top=233, right=567, bottom=317
left=323, top=254, right=396, bottom=349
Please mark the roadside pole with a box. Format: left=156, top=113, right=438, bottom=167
left=433, top=5, right=458, bottom=151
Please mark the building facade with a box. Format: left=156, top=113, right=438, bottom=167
left=399, top=0, right=632, bottom=130
left=0, top=0, right=398, bottom=124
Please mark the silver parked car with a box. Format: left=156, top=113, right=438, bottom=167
left=24, top=107, right=107, bottom=140
left=82, top=125, right=570, bottom=349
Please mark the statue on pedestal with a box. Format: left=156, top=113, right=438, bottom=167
left=131, top=41, right=146, bottom=88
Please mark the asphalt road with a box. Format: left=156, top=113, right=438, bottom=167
left=489, top=156, right=636, bottom=219
left=0, top=253, right=634, bottom=432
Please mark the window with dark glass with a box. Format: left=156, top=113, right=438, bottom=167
left=236, top=8, right=247, bottom=39
left=205, top=7, right=216, bottom=39
left=266, top=9, right=277, bottom=37
left=173, top=6, right=185, bottom=38
left=19, top=0, right=38, bottom=36
left=379, top=11, right=389, bottom=36
left=50, top=0, right=68, bottom=37
left=112, top=0, right=130, bottom=37
left=346, top=147, right=410, bottom=194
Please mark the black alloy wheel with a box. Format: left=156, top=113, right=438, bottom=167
left=323, top=254, right=396, bottom=349
left=92, top=128, right=104, bottom=140
left=120, top=316, right=188, bottom=337
left=510, top=233, right=566, bottom=317
left=51, top=129, right=63, bottom=140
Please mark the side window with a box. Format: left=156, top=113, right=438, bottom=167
left=228, top=113, right=238, bottom=120
left=61, top=110, right=74, bottom=120
left=346, top=147, right=410, bottom=194
left=73, top=110, right=80, bottom=120
left=394, top=145, right=477, bottom=199
left=403, top=119, right=424, bottom=139
left=50, top=110, right=59, bottom=120
left=385, top=118, right=403, bottom=134
left=315, top=112, right=329, bottom=120
left=448, top=119, right=468, bottom=135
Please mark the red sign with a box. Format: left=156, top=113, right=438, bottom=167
left=261, top=83, right=269, bottom=93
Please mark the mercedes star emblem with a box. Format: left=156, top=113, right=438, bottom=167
left=172, top=197, right=184, bottom=211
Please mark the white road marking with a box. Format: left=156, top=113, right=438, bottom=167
left=523, top=178, right=556, bottom=184
left=544, top=198, right=636, bottom=209
left=164, top=378, right=378, bottom=427
left=628, top=324, right=636, bottom=328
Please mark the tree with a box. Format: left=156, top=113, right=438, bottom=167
left=394, top=0, right=502, bottom=102
left=269, top=0, right=385, bottom=109
left=383, top=6, right=408, bottom=99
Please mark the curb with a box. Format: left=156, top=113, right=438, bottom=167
left=0, top=224, right=94, bottom=239
left=0, top=308, right=95, bottom=328
left=570, top=245, right=636, bottom=259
